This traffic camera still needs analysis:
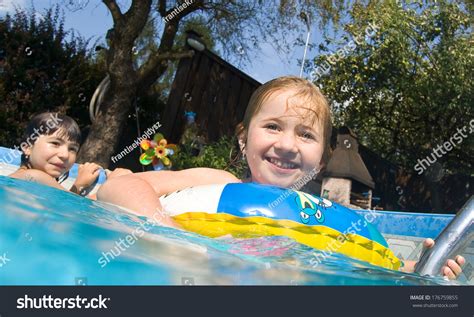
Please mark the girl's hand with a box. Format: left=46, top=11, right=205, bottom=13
left=400, top=238, right=465, bottom=279
left=74, top=162, right=101, bottom=189
left=105, top=168, right=133, bottom=180
left=422, top=238, right=465, bottom=280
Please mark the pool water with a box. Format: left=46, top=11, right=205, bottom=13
left=0, top=176, right=455, bottom=285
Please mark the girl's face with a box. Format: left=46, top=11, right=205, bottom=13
left=243, top=89, right=324, bottom=188
left=23, top=129, right=79, bottom=178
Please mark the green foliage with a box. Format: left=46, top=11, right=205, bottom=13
left=0, top=6, right=105, bottom=146
left=310, top=0, right=473, bottom=175
left=173, top=136, right=247, bottom=179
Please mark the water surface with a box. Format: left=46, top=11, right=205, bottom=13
left=0, top=176, right=455, bottom=286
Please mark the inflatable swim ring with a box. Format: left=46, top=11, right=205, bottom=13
left=160, top=183, right=401, bottom=270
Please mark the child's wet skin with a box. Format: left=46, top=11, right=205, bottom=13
left=244, top=89, right=324, bottom=188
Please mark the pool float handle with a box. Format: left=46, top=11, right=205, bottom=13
left=415, top=196, right=473, bottom=276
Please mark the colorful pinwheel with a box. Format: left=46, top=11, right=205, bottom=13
left=139, top=133, right=178, bottom=170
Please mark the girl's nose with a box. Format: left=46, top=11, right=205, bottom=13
left=57, top=145, right=69, bottom=160
left=274, top=131, right=298, bottom=153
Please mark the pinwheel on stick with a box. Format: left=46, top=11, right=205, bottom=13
left=139, top=133, right=178, bottom=170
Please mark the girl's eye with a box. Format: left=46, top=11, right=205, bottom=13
left=301, top=132, right=315, bottom=140
left=69, top=147, right=79, bottom=153
left=265, top=123, right=279, bottom=131
left=51, top=141, right=60, bottom=146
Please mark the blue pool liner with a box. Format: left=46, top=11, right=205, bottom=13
left=354, top=210, right=453, bottom=239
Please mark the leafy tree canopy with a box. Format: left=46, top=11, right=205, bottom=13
left=0, top=6, right=104, bottom=146
left=308, top=0, right=473, bottom=175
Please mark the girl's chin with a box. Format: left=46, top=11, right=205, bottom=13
left=259, top=176, right=298, bottom=188
left=46, top=169, right=63, bottom=178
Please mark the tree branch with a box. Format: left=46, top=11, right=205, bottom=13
left=137, top=50, right=194, bottom=92
left=102, top=0, right=123, bottom=24
left=123, top=0, right=153, bottom=41
left=154, top=50, right=195, bottom=61
left=158, top=0, right=166, bottom=17
left=136, top=0, right=203, bottom=88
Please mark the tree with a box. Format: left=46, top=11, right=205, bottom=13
left=308, top=0, right=473, bottom=176
left=77, top=0, right=345, bottom=167
left=0, top=7, right=104, bottom=147
left=131, top=16, right=218, bottom=134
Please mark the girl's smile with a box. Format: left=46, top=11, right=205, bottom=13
left=244, top=89, right=324, bottom=188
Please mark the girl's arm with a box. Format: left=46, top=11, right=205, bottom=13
left=133, top=168, right=241, bottom=196
left=96, top=168, right=240, bottom=226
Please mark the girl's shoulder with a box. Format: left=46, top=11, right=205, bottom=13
left=9, top=168, right=63, bottom=189
left=9, top=168, right=29, bottom=179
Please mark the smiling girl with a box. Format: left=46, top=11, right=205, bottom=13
left=9, top=112, right=101, bottom=195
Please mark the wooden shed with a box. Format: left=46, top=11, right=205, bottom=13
left=161, top=37, right=260, bottom=143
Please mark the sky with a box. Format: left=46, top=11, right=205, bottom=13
left=0, top=0, right=324, bottom=83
